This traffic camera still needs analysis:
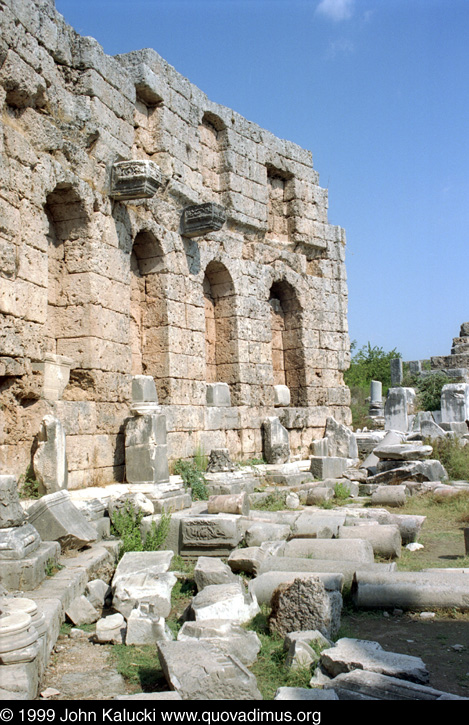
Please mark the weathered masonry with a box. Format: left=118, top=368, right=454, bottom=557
left=0, top=0, right=351, bottom=487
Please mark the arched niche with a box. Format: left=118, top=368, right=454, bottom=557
left=130, top=230, right=168, bottom=399
left=199, top=112, right=227, bottom=200
left=203, top=261, right=238, bottom=390
left=44, top=185, right=89, bottom=354
left=268, top=280, right=306, bottom=407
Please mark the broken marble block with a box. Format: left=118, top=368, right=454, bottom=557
left=325, top=417, right=358, bottom=459
left=157, top=640, right=262, bottom=700
left=269, top=576, right=342, bottom=640
left=125, top=604, right=173, bottom=646
left=26, top=490, right=98, bottom=549
left=285, top=640, right=320, bottom=670
left=0, top=475, right=26, bottom=528
left=193, top=556, right=237, bottom=591
left=85, top=579, right=112, bottom=610
left=95, top=613, right=126, bottom=644
left=189, top=581, right=260, bottom=624
left=262, top=417, right=290, bottom=464
left=33, top=415, right=68, bottom=495
left=227, top=547, right=266, bottom=575
left=274, top=385, right=291, bottom=407
left=112, top=551, right=175, bottom=619
left=206, top=448, right=236, bottom=473
left=245, top=522, right=291, bottom=548
left=65, top=595, right=99, bottom=626
left=384, top=387, right=416, bottom=432
left=125, top=412, right=169, bottom=485
left=441, top=383, right=469, bottom=423
left=320, top=638, right=429, bottom=684
left=177, top=620, right=261, bottom=666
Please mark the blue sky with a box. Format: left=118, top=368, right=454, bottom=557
left=55, top=0, right=469, bottom=361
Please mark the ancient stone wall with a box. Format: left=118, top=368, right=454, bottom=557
left=0, top=0, right=351, bottom=487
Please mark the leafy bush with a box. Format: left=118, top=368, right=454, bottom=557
left=334, top=482, right=350, bottom=500
left=344, top=341, right=400, bottom=391
left=427, top=437, right=469, bottom=481
left=402, top=372, right=447, bottom=412
left=110, top=501, right=171, bottom=559
left=173, top=459, right=208, bottom=500
left=251, top=491, right=286, bottom=512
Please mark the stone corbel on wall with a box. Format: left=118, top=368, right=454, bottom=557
left=181, top=203, right=226, bottom=238
left=110, top=160, right=165, bottom=200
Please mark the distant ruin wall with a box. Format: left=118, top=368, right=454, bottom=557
left=0, top=0, right=351, bottom=487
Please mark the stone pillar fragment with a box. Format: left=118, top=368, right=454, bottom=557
left=384, top=387, right=415, bottom=432
left=33, top=415, right=68, bottom=495
left=441, top=383, right=469, bottom=423
left=390, top=358, right=403, bottom=387
left=262, top=416, right=290, bottom=464
left=368, top=380, right=384, bottom=418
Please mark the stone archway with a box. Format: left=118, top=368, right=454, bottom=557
left=203, top=261, right=238, bottom=391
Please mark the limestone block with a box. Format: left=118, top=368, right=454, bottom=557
left=309, top=456, right=349, bottom=480
left=321, top=638, right=429, bottom=684
left=194, top=556, right=237, bottom=591
left=112, top=551, right=175, bottom=619
left=0, top=540, right=60, bottom=592
left=181, top=203, right=226, bottom=237
left=441, top=383, right=469, bottom=423
left=283, top=629, right=332, bottom=652
left=189, top=581, right=260, bottom=624
left=26, top=491, right=97, bottom=549
left=178, top=619, right=261, bottom=666
left=95, top=613, right=126, bottom=644
left=373, top=443, right=433, bottom=461
left=108, top=492, right=155, bottom=519
left=384, top=387, right=415, bottom=432
left=110, top=160, right=164, bottom=200
left=285, top=640, right=320, bottom=670
left=33, top=415, right=68, bottom=495
left=85, top=579, right=111, bottom=610
left=227, top=547, right=266, bottom=575
left=0, top=475, right=25, bottom=528
left=42, top=354, right=73, bottom=402
left=65, top=595, right=99, bottom=626
left=157, top=640, right=262, bottom=700
left=325, top=417, right=358, bottom=459
left=131, top=375, right=159, bottom=405
left=0, top=49, right=47, bottom=109
left=274, top=385, right=291, bottom=407
left=269, top=577, right=342, bottom=640
left=206, top=382, right=231, bottom=407
left=125, top=443, right=170, bottom=485
left=262, top=417, right=290, bottom=464
left=125, top=605, right=173, bottom=646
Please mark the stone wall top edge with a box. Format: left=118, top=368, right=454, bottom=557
left=11, top=0, right=315, bottom=170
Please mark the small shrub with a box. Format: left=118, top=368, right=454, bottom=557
left=110, top=502, right=171, bottom=559
left=251, top=491, right=286, bottom=512
left=19, top=468, right=41, bottom=499
left=403, top=372, right=448, bottom=412
left=334, top=482, right=350, bottom=500
left=173, top=459, right=208, bottom=501
left=45, top=558, right=64, bottom=577
left=427, top=437, right=469, bottom=481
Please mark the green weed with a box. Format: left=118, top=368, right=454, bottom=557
left=110, top=502, right=171, bottom=560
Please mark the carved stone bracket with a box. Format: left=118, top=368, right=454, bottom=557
left=181, top=203, right=226, bottom=237
left=110, top=160, right=164, bottom=200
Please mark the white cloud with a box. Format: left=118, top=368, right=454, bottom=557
left=326, top=38, right=355, bottom=59
left=316, top=0, right=354, bottom=22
